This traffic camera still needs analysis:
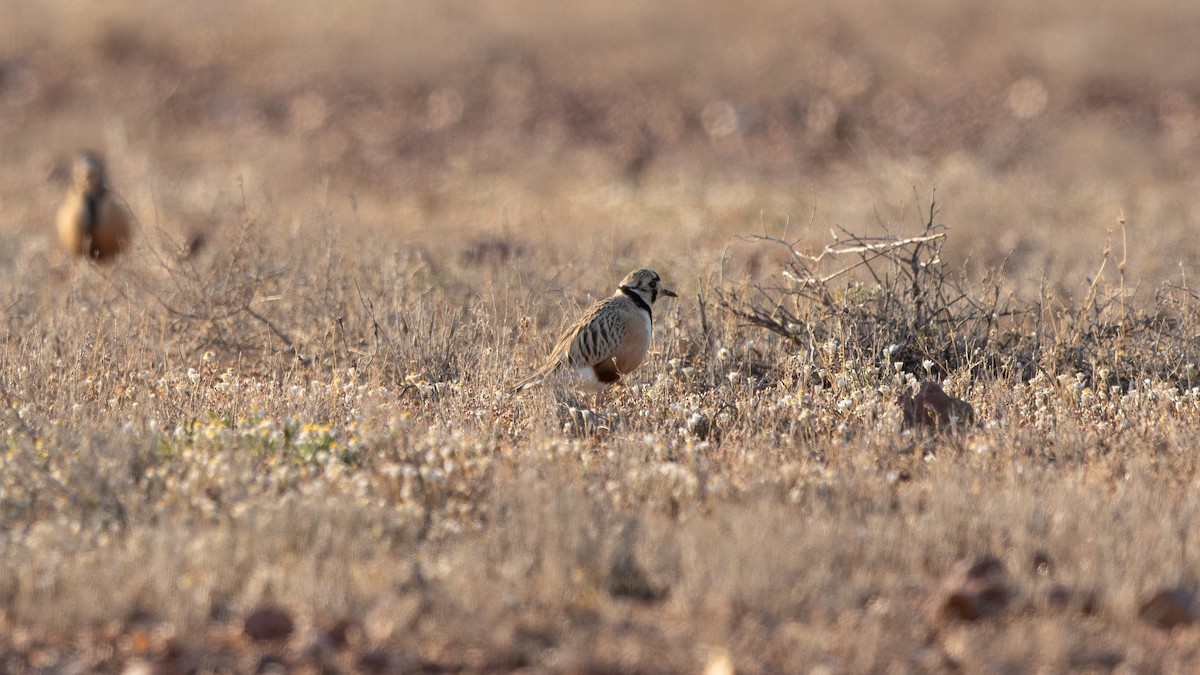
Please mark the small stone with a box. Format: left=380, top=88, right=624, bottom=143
left=1045, top=586, right=1100, bottom=615
left=935, top=556, right=1009, bottom=622
left=899, top=381, right=976, bottom=431
left=941, top=591, right=984, bottom=621
left=1139, top=588, right=1196, bottom=629
left=1069, top=650, right=1123, bottom=670
left=244, top=606, right=295, bottom=642
left=126, top=628, right=154, bottom=655
left=321, top=618, right=360, bottom=650
left=1045, top=584, right=1073, bottom=612
left=356, top=650, right=390, bottom=674
left=120, top=655, right=192, bottom=675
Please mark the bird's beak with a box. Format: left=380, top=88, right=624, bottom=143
left=662, top=287, right=678, bottom=298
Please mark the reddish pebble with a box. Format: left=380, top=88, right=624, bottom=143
left=357, top=650, right=390, bottom=674
left=243, top=606, right=295, bottom=642
left=935, top=556, right=1009, bottom=622
left=1139, top=589, right=1196, bottom=629
left=322, top=617, right=360, bottom=650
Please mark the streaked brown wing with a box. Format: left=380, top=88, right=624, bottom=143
left=563, top=296, right=627, bottom=369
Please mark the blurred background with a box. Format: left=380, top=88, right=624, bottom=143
left=2, top=0, right=1199, bottom=287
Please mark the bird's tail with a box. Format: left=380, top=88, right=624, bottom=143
left=509, top=374, right=543, bottom=395
left=510, top=359, right=562, bottom=394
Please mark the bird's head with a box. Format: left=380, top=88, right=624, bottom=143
left=73, top=153, right=107, bottom=193
left=619, top=268, right=677, bottom=304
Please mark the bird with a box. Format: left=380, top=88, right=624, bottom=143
left=56, top=152, right=132, bottom=262
left=898, top=381, right=976, bottom=431
left=512, top=268, right=677, bottom=394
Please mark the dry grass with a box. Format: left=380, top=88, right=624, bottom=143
left=4, top=0, right=1200, bottom=672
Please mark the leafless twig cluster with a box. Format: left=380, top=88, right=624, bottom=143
left=722, top=199, right=1200, bottom=389
left=721, top=196, right=1020, bottom=378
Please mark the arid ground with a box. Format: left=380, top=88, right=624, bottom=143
left=4, top=0, right=1200, bottom=672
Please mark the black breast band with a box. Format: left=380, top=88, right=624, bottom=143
left=82, top=188, right=106, bottom=233
left=620, top=286, right=653, bottom=324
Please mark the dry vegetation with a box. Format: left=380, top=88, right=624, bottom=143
left=4, top=0, right=1200, bottom=672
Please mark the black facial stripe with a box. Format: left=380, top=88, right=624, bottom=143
left=620, top=285, right=653, bottom=325
left=83, top=187, right=105, bottom=234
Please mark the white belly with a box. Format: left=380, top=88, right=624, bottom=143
left=570, top=366, right=606, bottom=393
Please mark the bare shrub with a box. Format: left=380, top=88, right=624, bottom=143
left=722, top=200, right=1200, bottom=392
left=720, top=196, right=1020, bottom=380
